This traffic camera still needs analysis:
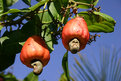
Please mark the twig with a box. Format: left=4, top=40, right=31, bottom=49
left=0, top=3, right=48, bottom=27
left=71, top=0, right=93, bottom=7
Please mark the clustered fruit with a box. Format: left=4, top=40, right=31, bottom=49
left=20, top=17, right=89, bottom=75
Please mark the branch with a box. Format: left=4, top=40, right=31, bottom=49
left=0, top=2, right=48, bottom=27
left=70, top=0, right=94, bottom=7
left=0, top=12, right=32, bottom=27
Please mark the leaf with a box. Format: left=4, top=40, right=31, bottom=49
left=41, top=24, right=54, bottom=53
left=23, top=72, right=38, bottom=81
left=74, top=0, right=99, bottom=9
left=0, top=36, right=16, bottom=71
left=21, top=15, right=41, bottom=36
left=36, top=0, right=40, bottom=2
left=38, top=10, right=53, bottom=23
left=0, top=30, right=28, bottom=71
left=22, top=0, right=31, bottom=6
left=0, top=36, right=9, bottom=44
left=93, top=0, right=99, bottom=6
left=19, top=42, right=25, bottom=46
left=2, top=9, right=20, bottom=14
left=48, top=1, right=62, bottom=21
left=2, top=31, right=25, bottom=54
left=59, top=73, right=75, bottom=81
left=93, top=12, right=116, bottom=24
left=4, top=0, right=18, bottom=7
left=59, top=73, right=68, bottom=81
left=78, top=11, right=116, bottom=33
left=0, top=0, right=4, bottom=13
left=61, top=0, right=69, bottom=7
left=24, top=72, right=38, bottom=81
left=62, top=51, right=70, bottom=81
left=2, top=73, right=18, bottom=81
left=29, top=0, right=49, bottom=11
left=0, top=25, right=3, bottom=31
left=0, top=0, right=48, bottom=16
left=0, top=51, right=16, bottom=71
left=0, top=9, right=31, bottom=16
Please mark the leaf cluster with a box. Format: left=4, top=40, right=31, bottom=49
left=0, top=0, right=116, bottom=80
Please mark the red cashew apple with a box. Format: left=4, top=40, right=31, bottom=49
left=20, top=36, right=50, bottom=75
left=62, top=17, right=89, bottom=54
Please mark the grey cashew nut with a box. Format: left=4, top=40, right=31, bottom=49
left=69, top=38, right=80, bottom=54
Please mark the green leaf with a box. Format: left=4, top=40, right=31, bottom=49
left=21, top=15, right=41, bottom=36
left=59, top=73, right=68, bottom=81
left=93, top=12, right=116, bottom=24
left=2, top=9, right=20, bottom=13
left=23, top=72, right=38, bottom=81
left=0, top=36, right=16, bottom=70
left=22, top=0, right=31, bottom=6
left=0, top=36, right=16, bottom=71
left=0, top=30, right=26, bottom=71
left=36, top=0, right=40, bottom=2
left=0, top=0, right=48, bottom=16
left=0, top=36, right=9, bottom=44
left=48, top=1, right=62, bottom=21
left=2, top=31, right=24, bottom=54
left=2, top=73, right=18, bottom=81
left=78, top=11, right=116, bottom=33
left=19, top=42, right=25, bottom=46
left=0, top=9, right=31, bottom=16
left=0, top=0, right=4, bottom=13
left=38, top=10, right=53, bottom=23
left=59, top=73, right=75, bottom=81
left=41, top=24, right=54, bottom=53
left=93, top=0, right=99, bottom=6
left=62, top=51, right=70, bottom=81
left=48, top=0, right=69, bottom=22
left=74, top=0, right=99, bottom=9
left=0, top=25, right=3, bottom=31
left=4, top=0, right=18, bottom=7
left=61, top=0, right=69, bottom=7
left=29, top=0, right=49, bottom=11
left=0, top=50, right=16, bottom=71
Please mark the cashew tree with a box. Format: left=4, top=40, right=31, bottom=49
left=0, top=0, right=116, bottom=80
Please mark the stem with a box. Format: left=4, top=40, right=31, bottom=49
left=31, top=60, right=43, bottom=75
left=61, top=5, right=70, bottom=24
left=40, top=2, right=48, bottom=22
left=71, top=0, right=93, bottom=6
left=38, top=9, right=48, bottom=13
left=69, top=38, right=80, bottom=54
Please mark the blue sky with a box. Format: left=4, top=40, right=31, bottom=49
left=5, top=0, right=121, bottom=81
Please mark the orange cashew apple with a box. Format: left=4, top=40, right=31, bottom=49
left=62, top=17, right=89, bottom=54
left=20, top=36, right=50, bottom=75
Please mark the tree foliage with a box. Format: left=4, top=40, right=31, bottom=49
left=0, top=0, right=116, bottom=80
